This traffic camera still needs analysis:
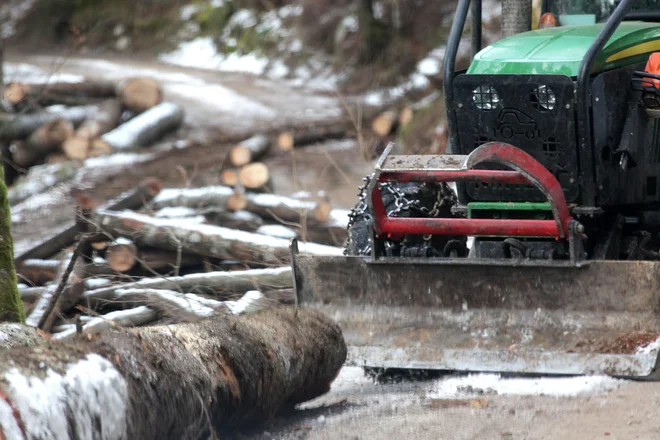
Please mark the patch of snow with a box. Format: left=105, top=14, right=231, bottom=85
left=268, top=59, right=289, bottom=79
left=329, top=209, right=351, bottom=228
left=225, top=290, right=265, bottom=314
left=53, top=306, right=157, bottom=340
left=83, top=152, right=154, bottom=169
left=154, top=186, right=233, bottom=205
left=289, top=38, right=303, bottom=53
left=291, top=190, right=312, bottom=199
left=4, top=62, right=84, bottom=84
left=155, top=206, right=199, bottom=218
left=637, top=337, right=660, bottom=355
left=342, top=15, right=359, bottom=33
left=279, top=4, right=303, bottom=18
left=85, top=278, right=112, bottom=289
left=257, top=224, right=297, bottom=239
left=429, top=374, right=623, bottom=399
left=115, top=288, right=216, bottom=318
left=230, top=9, right=258, bottom=28
left=1, top=0, right=37, bottom=38
left=180, top=4, right=201, bottom=21
left=167, top=82, right=276, bottom=117
left=328, top=366, right=374, bottom=393
left=114, top=237, right=133, bottom=246
left=2, top=354, right=128, bottom=439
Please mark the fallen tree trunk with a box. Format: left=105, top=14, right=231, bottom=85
left=230, top=134, right=270, bottom=167
left=63, top=99, right=123, bottom=160
left=94, top=102, right=184, bottom=151
left=0, top=322, right=45, bottom=349
left=94, top=210, right=342, bottom=264
left=238, top=162, right=272, bottom=192
left=206, top=210, right=263, bottom=232
left=15, top=177, right=163, bottom=263
left=150, top=185, right=234, bottom=211
left=8, top=161, right=78, bottom=205
left=277, top=123, right=352, bottom=151
left=0, top=105, right=97, bottom=140
left=0, top=308, right=345, bottom=437
left=83, top=266, right=292, bottom=307
left=11, top=118, right=74, bottom=167
left=4, top=80, right=117, bottom=106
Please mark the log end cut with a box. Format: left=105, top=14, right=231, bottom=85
left=239, top=162, right=270, bottom=191
left=277, top=131, right=295, bottom=151
left=118, top=77, right=163, bottom=113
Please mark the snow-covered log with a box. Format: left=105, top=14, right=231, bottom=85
left=94, top=102, right=184, bottom=151
left=52, top=306, right=158, bottom=340
left=241, top=192, right=332, bottom=224
left=206, top=210, right=263, bottom=232
left=16, top=258, right=60, bottom=286
left=94, top=210, right=342, bottom=264
left=0, top=308, right=346, bottom=437
left=0, top=323, right=45, bottom=349
left=230, top=134, right=271, bottom=167
left=150, top=185, right=234, bottom=211
left=82, top=266, right=292, bottom=307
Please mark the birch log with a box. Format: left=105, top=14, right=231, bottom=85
left=83, top=266, right=292, bottom=307
left=94, top=210, right=342, bottom=264
left=93, top=102, right=184, bottom=151
left=241, top=192, right=332, bottom=224
left=0, top=308, right=345, bottom=437
left=150, top=185, right=235, bottom=211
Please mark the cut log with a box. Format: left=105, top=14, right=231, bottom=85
left=371, top=109, right=399, bottom=138
left=15, top=177, right=163, bottom=263
left=0, top=105, right=97, bottom=140
left=105, top=238, right=138, bottom=272
left=277, top=123, right=351, bottom=151
left=63, top=99, right=123, bottom=160
left=11, top=118, right=74, bottom=167
left=241, top=192, right=332, bottom=224
left=94, top=102, right=184, bottom=151
left=206, top=210, right=263, bottom=232
left=0, top=308, right=345, bottom=436
left=238, top=162, right=272, bottom=192
left=16, top=258, right=60, bottom=286
left=221, top=168, right=239, bottom=187
left=94, top=210, right=342, bottom=265
left=8, top=161, right=78, bottom=205
left=137, top=248, right=204, bottom=272
left=150, top=185, right=235, bottom=211
left=116, top=77, right=163, bottom=113
left=3, top=80, right=117, bottom=106
left=230, top=134, right=270, bottom=167
left=83, top=266, right=293, bottom=307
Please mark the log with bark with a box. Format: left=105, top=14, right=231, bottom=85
left=240, top=191, right=332, bottom=224
left=221, top=168, right=239, bottom=187
left=11, top=118, right=74, bottom=167
left=15, top=177, right=163, bottom=263
left=277, top=122, right=353, bottom=151
left=0, top=308, right=345, bottom=437
left=0, top=105, right=97, bottom=140
left=150, top=185, right=235, bottom=211
left=238, top=162, right=273, bottom=192
left=94, top=210, right=342, bottom=265
left=83, top=266, right=292, bottom=308
left=3, top=80, right=117, bottom=107
left=16, top=258, right=60, bottom=286
left=206, top=210, right=263, bottom=232
left=93, top=102, right=184, bottom=151
left=230, top=134, right=271, bottom=167
left=63, top=99, right=122, bottom=160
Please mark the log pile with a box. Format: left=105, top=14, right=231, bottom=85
left=11, top=174, right=348, bottom=340
left=0, top=76, right=183, bottom=185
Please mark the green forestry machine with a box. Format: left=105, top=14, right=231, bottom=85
left=291, top=0, right=660, bottom=379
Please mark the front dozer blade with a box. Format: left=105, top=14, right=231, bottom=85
left=291, top=248, right=660, bottom=378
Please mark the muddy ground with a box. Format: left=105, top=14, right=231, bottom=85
left=7, top=53, right=660, bottom=439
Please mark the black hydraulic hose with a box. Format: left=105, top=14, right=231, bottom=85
left=576, top=0, right=635, bottom=206
left=443, top=0, right=471, bottom=154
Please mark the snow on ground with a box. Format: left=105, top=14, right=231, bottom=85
left=428, top=374, right=623, bottom=399
left=0, top=0, right=36, bottom=39
left=5, top=62, right=84, bottom=84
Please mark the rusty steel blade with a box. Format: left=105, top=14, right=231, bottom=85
left=291, top=251, right=660, bottom=378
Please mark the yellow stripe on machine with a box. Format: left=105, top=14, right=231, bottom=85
left=606, top=40, right=660, bottom=63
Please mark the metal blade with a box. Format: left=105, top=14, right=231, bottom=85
left=291, top=252, right=660, bottom=378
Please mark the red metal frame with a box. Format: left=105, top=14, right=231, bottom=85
left=371, top=142, right=573, bottom=239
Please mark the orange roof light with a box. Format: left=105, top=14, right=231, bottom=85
left=643, top=52, right=660, bottom=88
left=539, top=13, right=557, bottom=29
